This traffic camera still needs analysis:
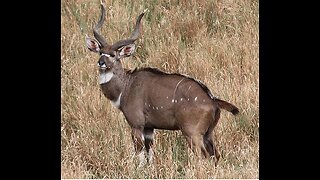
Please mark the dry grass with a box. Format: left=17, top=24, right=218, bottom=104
left=61, top=0, right=259, bottom=178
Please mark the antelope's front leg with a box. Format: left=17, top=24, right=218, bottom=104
left=143, top=128, right=154, bottom=164
left=131, top=128, right=145, bottom=167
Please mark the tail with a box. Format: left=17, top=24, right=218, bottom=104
left=215, top=98, right=239, bottom=115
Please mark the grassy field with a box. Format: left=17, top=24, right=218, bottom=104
left=61, top=0, right=259, bottom=178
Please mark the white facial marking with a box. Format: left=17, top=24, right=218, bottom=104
left=99, top=71, right=113, bottom=84
left=166, top=96, right=169, bottom=99
left=111, top=93, right=122, bottom=108
left=153, top=106, right=155, bottom=109
left=180, top=98, right=183, bottom=101
left=175, top=100, right=178, bottom=103
left=149, top=104, right=151, bottom=107
left=187, top=98, right=190, bottom=101
left=138, top=151, right=145, bottom=168
left=172, top=99, right=174, bottom=103
left=203, top=99, right=206, bottom=102
left=141, top=134, right=145, bottom=141
left=101, top=53, right=111, bottom=57
left=161, top=106, right=163, bottom=109
left=156, top=107, right=159, bottom=110
left=145, top=102, right=147, bottom=106
left=195, top=97, right=198, bottom=101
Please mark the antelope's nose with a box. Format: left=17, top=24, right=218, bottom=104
left=97, top=59, right=106, bottom=68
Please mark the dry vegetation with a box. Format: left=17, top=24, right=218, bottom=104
left=61, top=0, right=259, bottom=178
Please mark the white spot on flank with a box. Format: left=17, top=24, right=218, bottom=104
left=149, top=104, right=151, bottom=107
left=180, top=98, right=183, bottom=101
left=166, top=96, right=169, bottom=99
left=203, top=99, right=206, bottom=102
left=161, top=106, right=163, bottom=109
left=145, top=102, right=147, bottom=106
left=156, top=107, right=159, bottom=110
left=195, top=97, right=198, bottom=101
left=111, top=93, right=122, bottom=108
left=153, top=106, right=155, bottom=109
left=99, top=71, right=113, bottom=84
left=172, top=99, right=174, bottom=103
left=187, top=98, right=190, bottom=101
left=175, top=100, right=178, bottom=103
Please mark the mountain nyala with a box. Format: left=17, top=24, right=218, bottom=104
left=85, top=3, right=239, bottom=167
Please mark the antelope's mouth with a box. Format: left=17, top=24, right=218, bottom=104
left=97, top=63, right=107, bottom=70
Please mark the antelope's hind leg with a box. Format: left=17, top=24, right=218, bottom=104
left=203, top=108, right=221, bottom=165
left=204, top=133, right=220, bottom=165
left=185, top=134, right=210, bottom=158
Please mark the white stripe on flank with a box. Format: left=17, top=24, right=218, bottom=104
left=111, top=93, right=122, bottom=108
left=99, top=71, right=113, bottom=84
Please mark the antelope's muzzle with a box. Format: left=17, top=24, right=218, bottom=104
left=97, top=58, right=107, bottom=69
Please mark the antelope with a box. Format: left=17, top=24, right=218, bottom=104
left=85, top=3, right=239, bottom=167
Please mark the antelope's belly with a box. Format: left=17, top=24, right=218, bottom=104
left=144, top=110, right=179, bottom=130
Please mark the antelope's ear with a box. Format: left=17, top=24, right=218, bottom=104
left=85, top=35, right=101, bottom=53
left=118, top=44, right=136, bottom=58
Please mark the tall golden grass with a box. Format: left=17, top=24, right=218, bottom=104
left=61, top=0, right=259, bottom=178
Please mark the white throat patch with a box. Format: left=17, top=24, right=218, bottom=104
left=111, top=93, right=122, bottom=109
left=99, top=71, right=114, bottom=84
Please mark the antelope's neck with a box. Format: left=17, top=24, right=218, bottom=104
left=99, top=69, right=128, bottom=105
